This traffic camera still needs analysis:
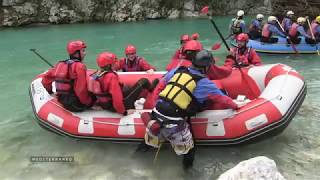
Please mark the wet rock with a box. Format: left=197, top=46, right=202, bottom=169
left=217, top=156, right=286, bottom=180
left=168, top=9, right=180, bottom=19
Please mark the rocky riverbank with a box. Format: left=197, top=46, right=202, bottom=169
left=1, top=0, right=319, bottom=27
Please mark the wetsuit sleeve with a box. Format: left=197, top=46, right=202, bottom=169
left=270, top=25, right=286, bottom=37
left=297, top=26, right=311, bottom=38
left=107, top=74, right=126, bottom=114
left=249, top=49, right=262, bottom=66
left=139, top=58, right=156, bottom=71
left=74, top=63, right=92, bottom=106
left=193, top=78, right=237, bottom=110
left=41, top=67, right=55, bottom=93
left=207, top=64, right=232, bottom=80
left=224, top=55, right=236, bottom=68
left=114, top=58, right=125, bottom=71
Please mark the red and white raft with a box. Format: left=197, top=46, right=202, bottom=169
left=29, top=63, right=306, bottom=146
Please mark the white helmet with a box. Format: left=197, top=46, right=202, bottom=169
left=256, top=14, right=264, bottom=20
left=286, top=11, right=294, bottom=16
left=237, top=10, right=245, bottom=17
left=267, top=16, right=277, bottom=22
left=297, top=17, right=306, bottom=24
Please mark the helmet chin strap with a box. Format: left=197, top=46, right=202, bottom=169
left=70, top=50, right=82, bottom=61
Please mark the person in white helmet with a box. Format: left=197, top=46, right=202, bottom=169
left=248, top=14, right=264, bottom=39
left=288, top=17, right=316, bottom=44
left=261, top=16, right=287, bottom=43
left=281, top=11, right=294, bottom=33
left=229, top=10, right=246, bottom=38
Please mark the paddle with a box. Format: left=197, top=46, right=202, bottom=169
left=200, top=6, right=230, bottom=51
left=275, top=20, right=299, bottom=54
left=30, top=49, right=54, bottom=68
left=211, top=34, right=233, bottom=50
left=306, top=17, right=320, bottom=56
left=200, top=6, right=260, bottom=99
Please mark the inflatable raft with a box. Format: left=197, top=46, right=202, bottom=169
left=231, top=37, right=320, bottom=54
left=29, top=63, right=306, bottom=146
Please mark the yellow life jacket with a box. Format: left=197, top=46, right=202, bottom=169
left=159, top=68, right=203, bottom=115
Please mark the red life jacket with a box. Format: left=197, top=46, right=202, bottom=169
left=262, top=24, right=271, bottom=38
left=53, top=59, right=79, bottom=95
left=122, top=56, right=142, bottom=72
left=87, top=71, right=113, bottom=106
left=231, top=47, right=252, bottom=66
left=289, top=23, right=299, bottom=37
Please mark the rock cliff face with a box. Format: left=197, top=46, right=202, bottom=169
left=1, top=0, right=320, bottom=27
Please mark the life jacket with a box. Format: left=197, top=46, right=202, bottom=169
left=87, top=71, right=113, bottom=106
left=231, top=47, right=252, bottom=66
left=309, top=22, right=320, bottom=37
left=122, top=56, right=142, bottom=72
left=158, top=67, right=204, bottom=116
left=53, top=59, right=79, bottom=95
left=231, top=18, right=244, bottom=35
left=262, top=24, right=271, bottom=38
left=289, top=23, right=299, bottom=37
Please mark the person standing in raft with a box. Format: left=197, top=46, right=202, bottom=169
left=225, top=33, right=262, bottom=67
left=261, top=16, right=287, bottom=43
left=229, top=10, right=246, bottom=38
left=115, top=44, right=156, bottom=73
left=248, top=14, right=264, bottom=39
left=41, top=40, right=93, bottom=112
left=88, top=52, right=155, bottom=115
left=141, top=50, right=238, bottom=169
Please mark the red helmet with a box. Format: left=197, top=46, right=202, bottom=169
left=183, top=40, right=203, bottom=52
left=191, top=33, right=200, bottom=40
left=236, top=33, right=249, bottom=42
left=96, top=52, right=116, bottom=68
left=66, top=40, right=86, bottom=55
left=180, top=34, right=190, bottom=42
left=125, top=45, right=136, bottom=55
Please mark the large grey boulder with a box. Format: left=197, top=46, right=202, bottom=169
left=218, top=156, right=286, bottom=180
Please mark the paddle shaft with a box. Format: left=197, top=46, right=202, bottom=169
left=306, top=18, right=320, bottom=55
left=30, top=49, right=54, bottom=68
left=275, top=20, right=299, bottom=54
left=207, top=15, right=230, bottom=51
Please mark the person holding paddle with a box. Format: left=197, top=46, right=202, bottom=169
left=288, top=17, right=316, bottom=44
left=226, top=33, right=262, bottom=67
left=142, top=50, right=238, bottom=170
left=261, top=16, right=287, bottom=43
left=307, top=16, right=320, bottom=42
left=41, top=40, right=93, bottom=112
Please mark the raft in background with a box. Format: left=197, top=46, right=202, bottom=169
left=29, top=63, right=306, bottom=146
left=231, top=37, right=320, bottom=54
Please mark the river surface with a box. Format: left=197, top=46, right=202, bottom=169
left=0, top=17, right=320, bottom=180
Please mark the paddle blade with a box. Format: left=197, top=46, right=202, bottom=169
left=211, top=43, right=222, bottom=50
left=200, top=6, right=209, bottom=14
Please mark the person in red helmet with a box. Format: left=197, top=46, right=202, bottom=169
left=41, top=40, right=93, bottom=112
left=171, top=34, right=191, bottom=61
left=115, top=44, right=156, bottom=73
left=166, top=40, right=202, bottom=71
left=88, top=52, right=154, bottom=115
left=191, top=33, right=200, bottom=40
left=225, top=33, right=262, bottom=67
